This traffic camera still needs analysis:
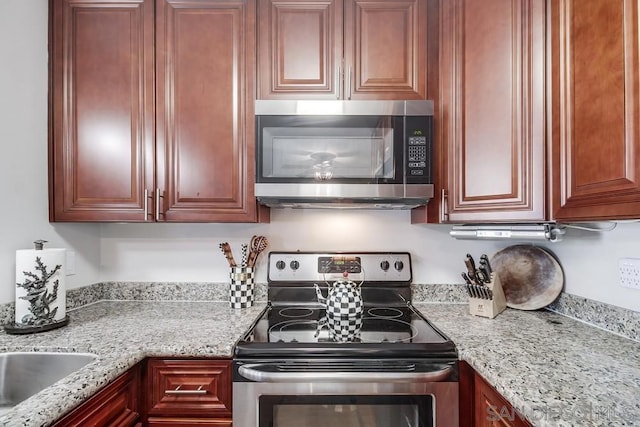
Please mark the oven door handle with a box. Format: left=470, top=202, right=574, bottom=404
left=238, top=364, right=453, bottom=383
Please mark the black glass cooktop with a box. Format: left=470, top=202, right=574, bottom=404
left=234, top=303, right=457, bottom=360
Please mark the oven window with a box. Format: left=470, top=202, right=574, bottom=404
left=258, top=116, right=399, bottom=181
left=259, top=395, right=433, bottom=427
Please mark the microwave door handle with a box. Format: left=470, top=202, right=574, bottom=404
left=238, top=364, right=452, bottom=383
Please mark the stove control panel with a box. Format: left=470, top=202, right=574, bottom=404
left=267, top=252, right=412, bottom=283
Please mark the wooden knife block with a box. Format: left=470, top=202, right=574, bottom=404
left=468, top=273, right=507, bottom=319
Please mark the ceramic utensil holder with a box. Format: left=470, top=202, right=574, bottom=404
left=468, top=273, right=507, bottom=319
left=229, top=267, right=255, bottom=309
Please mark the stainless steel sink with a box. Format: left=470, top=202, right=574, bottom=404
left=0, top=352, right=97, bottom=415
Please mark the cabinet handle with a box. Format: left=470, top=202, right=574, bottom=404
left=144, top=189, right=148, bottom=220
left=440, top=189, right=448, bottom=223
left=347, top=66, right=352, bottom=100
left=155, top=188, right=164, bottom=221
left=144, top=189, right=153, bottom=220
left=164, top=385, right=207, bottom=395
left=336, top=65, right=342, bottom=99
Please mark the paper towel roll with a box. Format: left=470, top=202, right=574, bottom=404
left=15, top=248, right=66, bottom=327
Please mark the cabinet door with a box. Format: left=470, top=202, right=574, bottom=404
left=474, top=372, right=532, bottom=427
left=50, top=0, right=155, bottom=222
left=146, top=359, right=232, bottom=419
left=156, top=0, right=260, bottom=222
left=53, top=366, right=141, bottom=427
left=344, top=0, right=428, bottom=100
left=550, top=0, right=640, bottom=220
left=437, top=0, right=545, bottom=222
left=257, top=0, right=343, bottom=99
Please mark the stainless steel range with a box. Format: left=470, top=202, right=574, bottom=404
left=233, top=252, right=459, bottom=427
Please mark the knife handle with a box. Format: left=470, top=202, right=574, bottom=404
left=480, top=254, right=492, bottom=274
left=462, top=272, right=472, bottom=285
left=465, top=284, right=473, bottom=298
left=464, top=254, right=478, bottom=284
left=478, top=266, right=491, bottom=284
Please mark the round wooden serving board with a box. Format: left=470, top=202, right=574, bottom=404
left=490, top=245, right=564, bottom=310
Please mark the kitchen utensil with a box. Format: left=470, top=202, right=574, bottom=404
left=241, top=243, right=248, bottom=267
left=316, top=313, right=363, bottom=342
left=466, top=268, right=507, bottom=319
left=247, top=235, right=269, bottom=268
left=464, top=254, right=478, bottom=284
left=315, top=276, right=364, bottom=318
left=462, top=272, right=473, bottom=285
left=480, top=254, right=492, bottom=274
left=481, top=286, right=490, bottom=299
left=468, top=284, right=489, bottom=299
left=314, top=260, right=365, bottom=318
left=466, top=284, right=474, bottom=298
left=478, top=265, right=491, bottom=284
left=219, top=242, right=237, bottom=267
left=490, top=245, right=564, bottom=310
left=474, top=285, right=481, bottom=299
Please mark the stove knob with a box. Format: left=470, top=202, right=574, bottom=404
left=394, top=260, right=404, bottom=271
left=380, top=260, right=390, bottom=271
left=290, top=260, right=300, bottom=270
left=276, top=260, right=286, bottom=270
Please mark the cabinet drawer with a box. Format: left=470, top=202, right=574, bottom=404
left=146, top=359, right=232, bottom=418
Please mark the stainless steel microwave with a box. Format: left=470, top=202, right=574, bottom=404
left=254, top=100, right=434, bottom=209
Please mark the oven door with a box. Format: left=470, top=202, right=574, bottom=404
left=233, top=361, right=459, bottom=427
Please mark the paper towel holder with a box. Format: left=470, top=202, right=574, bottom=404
left=4, top=240, right=69, bottom=335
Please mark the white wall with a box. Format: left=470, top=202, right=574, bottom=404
left=99, top=211, right=640, bottom=312
left=3, top=0, right=640, bottom=314
left=0, top=0, right=101, bottom=304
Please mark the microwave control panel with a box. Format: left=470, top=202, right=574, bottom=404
left=405, top=116, right=433, bottom=183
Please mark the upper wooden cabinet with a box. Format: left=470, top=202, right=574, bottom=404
left=49, top=0, right=264, bottom=223
left=413, top=0, right=546, bottom=224
left=156, top=0, right=259, bottom=222
left=49, top=0, right=155, bottom=222
left=550, top=0, right=640, bottom=221
left=444, top=0, right=545, bottom=223
left=257, top=0, right=428, bottom=100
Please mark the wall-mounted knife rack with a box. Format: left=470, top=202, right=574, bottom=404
left=468, top=273, right=507, bottom=319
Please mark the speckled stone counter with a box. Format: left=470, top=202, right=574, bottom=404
left=2, top=298, right=640, bottom=427
left=0, top=301, right=266, bottom=427
left=415, top=303, right=640, bottom=427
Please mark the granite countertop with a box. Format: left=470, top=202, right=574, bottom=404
left=0, top=301, right=266, bottom=427
left=1, top=300, right=639, bottom=427
left=415, top=303, right=640, bottom=427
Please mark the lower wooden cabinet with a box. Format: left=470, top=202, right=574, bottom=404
left=144, top=358, right=233, bottom=426
left=148, top=419, right=232, bottom=427
left=52, top=365, right=141, bottom=427
left=459, top=361, right=532, bottom=427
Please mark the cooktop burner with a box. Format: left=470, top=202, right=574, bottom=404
left=253, top=305, right=445, bottom=344
left=234, top=252, right=457, bottom=361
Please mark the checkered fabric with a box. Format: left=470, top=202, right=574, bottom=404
left=229, top=268, right=255, bottom=309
